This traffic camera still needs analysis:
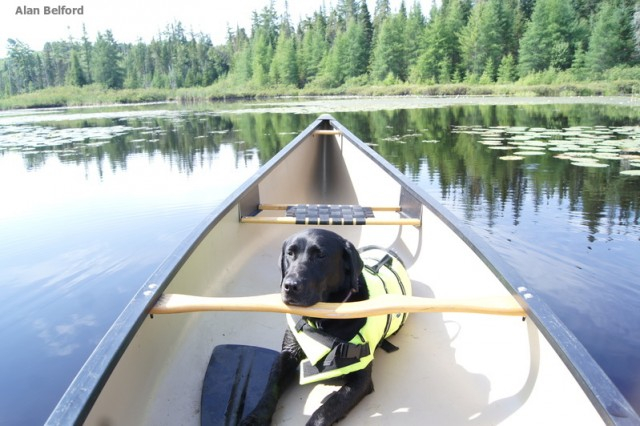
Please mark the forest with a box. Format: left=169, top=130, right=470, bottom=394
left=1, top=0, right=640, bottom=102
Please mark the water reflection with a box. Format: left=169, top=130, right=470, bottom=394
left=338, top=107, right=639, bottom=233
left=2, top=103, right=638, bottom=265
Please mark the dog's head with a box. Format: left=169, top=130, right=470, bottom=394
left=279, top=229, right=363, bottom=306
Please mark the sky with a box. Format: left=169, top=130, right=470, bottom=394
left=0, top=0, right=434, bottom=58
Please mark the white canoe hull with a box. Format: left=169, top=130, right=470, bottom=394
left=48, top=115, right=638, bottom=425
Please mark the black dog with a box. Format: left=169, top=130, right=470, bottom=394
left=241, top=229, right=408, bottom=425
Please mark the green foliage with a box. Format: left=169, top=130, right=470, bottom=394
left=370, top=11, right=407, bottom=82
left=66, top=50, right=87, bottom=87
left=3, top=39, right=41, bottom=95
left=93, top=30, right=124, bottom=89
left=459, top=0, right=506, bottom=79
left=497, top=54, right=518, bottom=83
left=410, top=0, right=469, bottom=83
left=585, top=0, right=637, bottom=75
left=270, top=31, right=298, bottom=86
left=1, top=0, right=639, bottom=103
left=298, top=13, right=329, bottom=84
left=518, top=0, right=580, bottom=75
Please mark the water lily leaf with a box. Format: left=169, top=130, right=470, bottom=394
left=514, top=151, right=546, bottom=156
left=571, top=161, right=609, bottom=168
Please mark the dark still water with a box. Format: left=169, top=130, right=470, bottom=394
left=0, top=99, right=638, bottom=424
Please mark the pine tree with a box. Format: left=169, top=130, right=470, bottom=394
left=358, top=1, right=374, bottom=73
left=411, top=0, right=469, bottom=83
left=570, top=45, right=588, bottom=80
left=66, top=50, right=87, bottom=86
left=518, top=0, right=579, bottom=75
left=323, top=17, right=369, bottom=86
left=251, top=32, right=273, bottom=86
left=298, top=13, right=329, bottom=84
left=323, top=28, right=348, bottom=86
left=81, top=24, right=93, bottom=84
left=585, top=0, right=636, bottom=74
left=497, top=54, right=518, bottom=82
left=370, top=12, right=407, bottom=82
left=460, top=0, right=508, bottom=81
left=93, top=30, right=124, bottom=89
left=5, top=39, right=39, bottom=94
left=405, top=1, right=426, bottom=70
left=373, top=0, right=392, bottom=34
left=270, top=30, right=298, bottom=86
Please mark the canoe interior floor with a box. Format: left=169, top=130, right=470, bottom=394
left=86, top=207, right=601, bottom=425
left=152, top=218, right=599, bottom=425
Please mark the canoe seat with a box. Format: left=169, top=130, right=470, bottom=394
left=240, top=204, right=421, bottom=226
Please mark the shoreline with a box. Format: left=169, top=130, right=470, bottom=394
left=1, top=80, right=639, bottom=111
left=2, top=94, right=640, bottom=120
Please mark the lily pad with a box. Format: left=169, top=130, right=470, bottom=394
left=499, top=155, right=524, bottom=161
left=571, top=161, right=609, bottom=168
left=514, top=151, right=546, bottom=156
left=489, top=146, right=517, bottom=150
left=620, top=170, right=640, bottom=176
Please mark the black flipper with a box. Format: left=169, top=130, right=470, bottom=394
left=201, top=345, right=279, bottom=426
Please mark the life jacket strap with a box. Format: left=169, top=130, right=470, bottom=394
left=292, top=315, right=370, bottom=369
left=323, top=340, right=371, bottom=368
left=364, top=253, right=393, bottom=274
left=301, top=341, right=371, bottom=379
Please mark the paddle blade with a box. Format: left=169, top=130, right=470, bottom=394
left=201, top=345, right=279, bottom=426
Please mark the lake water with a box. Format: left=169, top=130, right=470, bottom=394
left=0, top=98, right=638, bottom=424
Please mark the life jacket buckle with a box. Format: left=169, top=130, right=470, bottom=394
left=333, top=341, right=370, bottom=362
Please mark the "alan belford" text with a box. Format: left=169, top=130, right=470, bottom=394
left=15, top=5, right=84, bottom=15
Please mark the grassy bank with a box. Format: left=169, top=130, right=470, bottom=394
left=1, top=80, right=639, bottom=110
left=0, top=85, right=172, bottom=110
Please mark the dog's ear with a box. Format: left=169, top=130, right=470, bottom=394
left=279, top=240, right=288, bottom=279
left=343, top=240, right=364, bottom=292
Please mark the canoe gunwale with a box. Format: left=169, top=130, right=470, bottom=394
left=45, top=115, right=639, bottom=425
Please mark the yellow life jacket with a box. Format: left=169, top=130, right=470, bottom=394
left=287, top=247, right=412, bottom=385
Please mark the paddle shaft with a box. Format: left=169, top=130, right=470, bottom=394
left=150, top=293, right=526, bottom=317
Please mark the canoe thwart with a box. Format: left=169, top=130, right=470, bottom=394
left=150, top=293, right=527, bottom=317
left=240, top=203, right=421, bottom=226
left=313, top=129, right=342, bottom=136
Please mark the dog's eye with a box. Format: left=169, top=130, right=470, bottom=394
left=286, top=245, right=297, bottom=257
left=309, top=248, right=325, bottom=260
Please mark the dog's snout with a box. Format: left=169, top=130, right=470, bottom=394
left=282, top=277, right=300, bottom=293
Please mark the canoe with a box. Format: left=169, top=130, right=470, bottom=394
left=47, top=114, right=638, bottom=425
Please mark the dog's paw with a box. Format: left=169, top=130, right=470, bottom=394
left=306, top=412, right=339, bottom=426
left=306, top=417, right=334, bottom=426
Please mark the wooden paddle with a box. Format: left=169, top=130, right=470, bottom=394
left=151, top=293, right=526, bottom=317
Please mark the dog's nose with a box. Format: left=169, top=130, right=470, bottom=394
left=282, top=278, right=300, bottom=294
